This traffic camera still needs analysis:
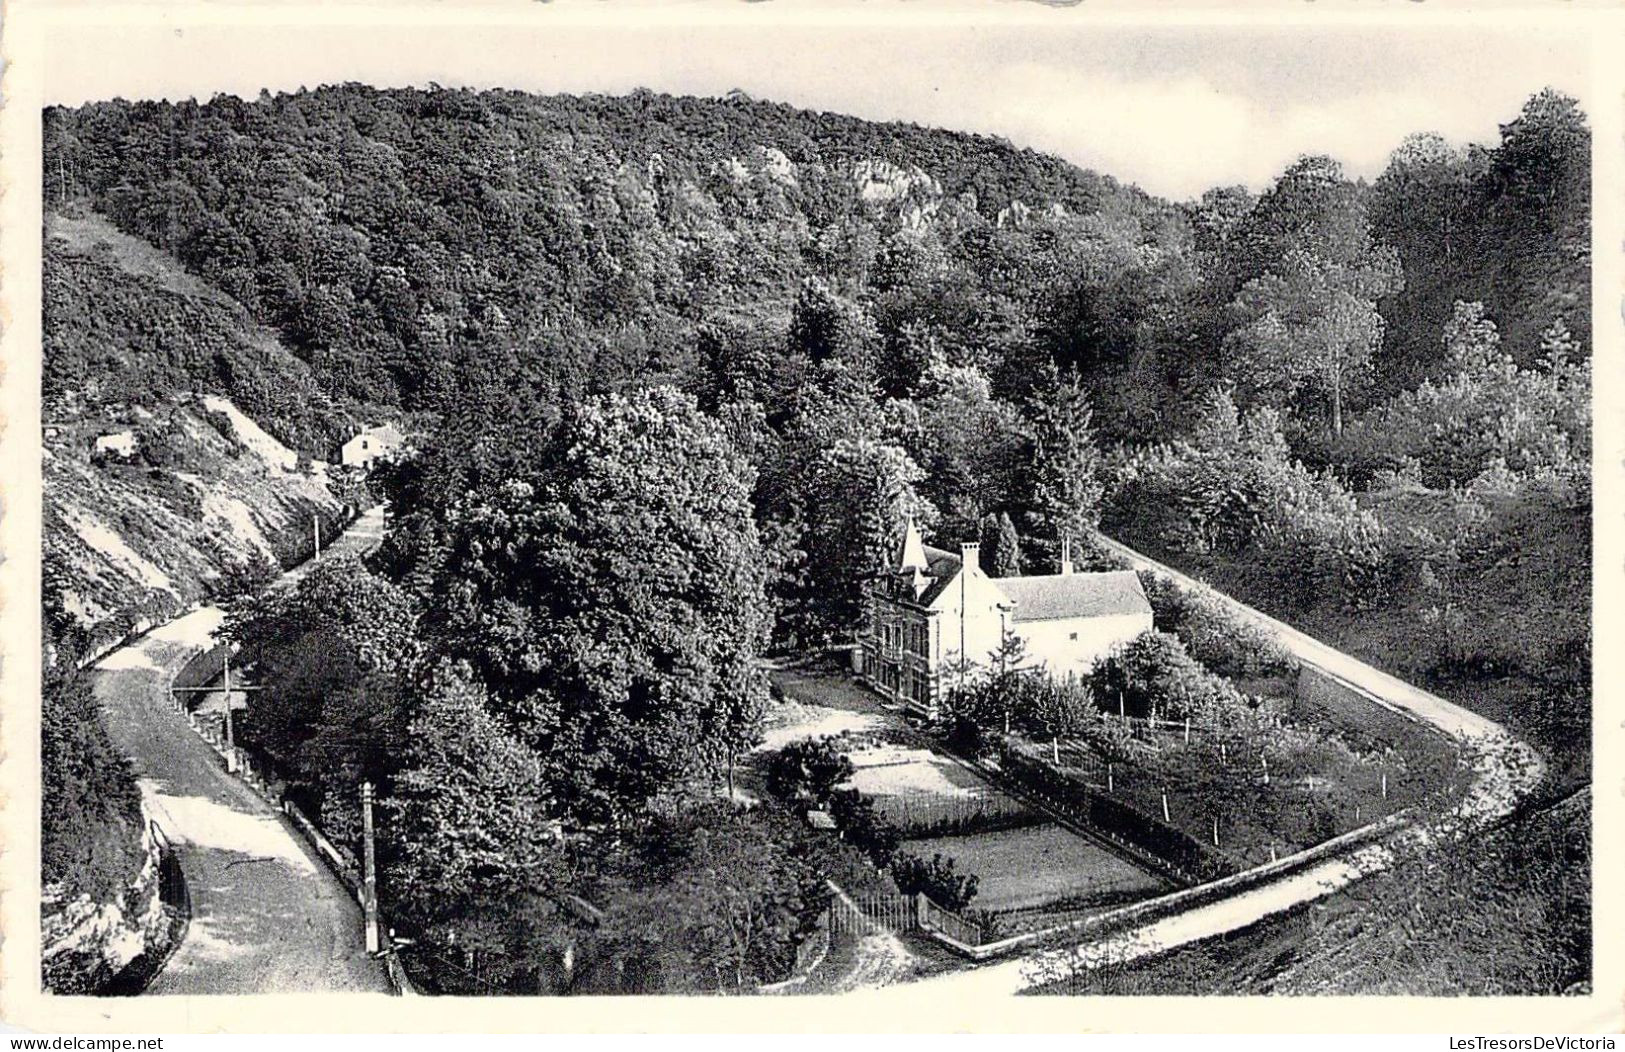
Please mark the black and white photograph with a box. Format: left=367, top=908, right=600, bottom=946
left=2, top=3, right=1610, bottom=1031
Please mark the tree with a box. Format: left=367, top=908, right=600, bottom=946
left=788, top=275, right=881, bottom=376
left=827, top=788, right=901, bottom=869
left=891, top=851, right=978, bottom=910
left=899, top=359, right=1028, bottom=538
left=1226, top=249, right=1396, bottom=438
left=422, top=386, right=773, bottom=824
left=1088, top=630, right=1246, bottom=724
left=1023, top=370, right=1104, bottom=555
left=764, top=736, right=855, bottom=804
left=979, top=511, right=1022, bottom=577
left=382, top=661, right=565, bottom=912
left=800, top=436, right=934, bottom=641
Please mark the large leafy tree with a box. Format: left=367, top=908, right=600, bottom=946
left=1226, top=249, right=1397, bottom=438
left=424, top=386, right=773, bottom=824
left=382, top=660, right=565, bottom=916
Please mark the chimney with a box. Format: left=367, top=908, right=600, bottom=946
left=1060, top=537, right=1074, bottom=576
left=960, top=542, right=981, bottom=576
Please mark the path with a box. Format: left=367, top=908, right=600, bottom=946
left=889, top=534, right=1544, bottom=996
left=92, top=505, right=392, bottom=994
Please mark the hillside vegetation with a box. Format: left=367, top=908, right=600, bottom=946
left=45, top=212, right=362, bottom=652
left=43, top=84, right=1590, bottom=994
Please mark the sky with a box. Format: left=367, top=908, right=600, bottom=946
left=44, top=17, right=1593, bottom=201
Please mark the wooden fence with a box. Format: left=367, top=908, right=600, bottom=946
left=825, top=884, right=996, bottom=951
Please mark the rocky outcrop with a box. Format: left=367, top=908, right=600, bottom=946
left=41, top=812, right=174, bottom=994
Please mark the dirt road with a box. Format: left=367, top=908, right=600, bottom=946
left=93, top=506, right=392, bottom=994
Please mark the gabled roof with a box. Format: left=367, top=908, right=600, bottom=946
left=996, top=569, right=1151, bottom=623
left=915, top=545, right=964, bottom=605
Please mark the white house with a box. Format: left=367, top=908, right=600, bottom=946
left=93, top=430, right=138, bottom=459
left=340, top=423, right=405, bottom=469
left=858, top=521, right=1153, bottom=720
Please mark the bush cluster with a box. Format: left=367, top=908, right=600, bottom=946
left=1138, top=571, right=1294, bottom=679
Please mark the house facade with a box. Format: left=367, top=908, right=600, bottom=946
left=857, top=521, right=1153, bottom=720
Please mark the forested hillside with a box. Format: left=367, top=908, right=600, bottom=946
left=43, top=84, right=1590, bottom=994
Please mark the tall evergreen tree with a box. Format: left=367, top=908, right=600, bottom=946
left=1024, top=370, right=1104, bottom=555
left=979, top=511, right=1022, bottom=577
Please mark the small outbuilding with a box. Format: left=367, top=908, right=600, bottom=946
left=340, top=423, right=405, bottom=469
left=93, top=430, right=138, bottom=459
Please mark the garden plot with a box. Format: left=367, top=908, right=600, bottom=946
left=842, top=745, right=1011, bottom=829
left=903, top=823, right=1168, bottom=913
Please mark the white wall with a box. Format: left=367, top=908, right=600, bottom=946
left=1015, top=611, right=1153, bottom=680
left=931, top=564, right=1011, bottom=672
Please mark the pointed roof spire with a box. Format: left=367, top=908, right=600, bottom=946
left=898, top=517, right=928, bottom=573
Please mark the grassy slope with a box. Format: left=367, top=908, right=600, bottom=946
left=44, top=211, right=352, bottom=654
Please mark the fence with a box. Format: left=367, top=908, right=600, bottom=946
left=827, top=889, right=918, bottom=937
left=995, top=744, right=1236, bottom=885
left=824, top=883, right=997, bottom=954
left=917, top=897, right=985, bottom=948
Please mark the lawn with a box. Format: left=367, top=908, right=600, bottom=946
left=903, top=823, right=1169, bottom=913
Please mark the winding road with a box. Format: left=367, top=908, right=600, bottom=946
left=892, top=534, right=1545, bottom=996
left=93, top=506, right=392, bottom=994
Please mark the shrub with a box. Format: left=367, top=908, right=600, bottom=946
left=764, top=736, right=855, bottom=805
left=826, top=787, right=900, bottom=869
left=144, top=468, right=204, bottom=521
left=891, top=851, right=978, bottom=911
left=1138, top=572, right=1294, bottom=679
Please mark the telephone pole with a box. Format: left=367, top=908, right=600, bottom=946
left=362, top=781, right=380, bottom=953
left=223, top=651, right=235, bottom=749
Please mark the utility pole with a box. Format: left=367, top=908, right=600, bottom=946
left=362, top=781, right=380, bottom=954
left=223, top=651, right=235, bottom=749
left=313, top=514, right=322, bottom=561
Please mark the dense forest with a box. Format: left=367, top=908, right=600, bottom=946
left=43, top=84, right=1590, bottom=993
